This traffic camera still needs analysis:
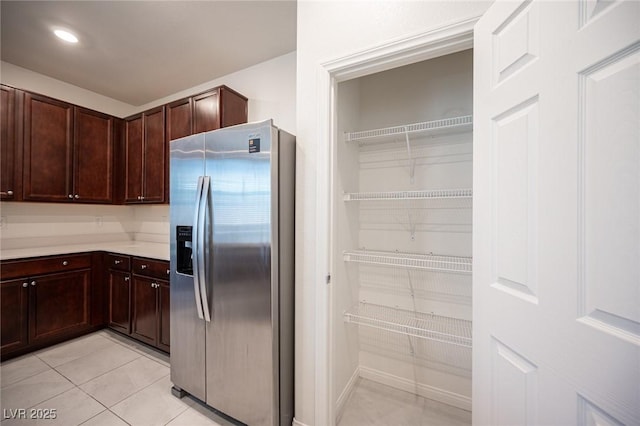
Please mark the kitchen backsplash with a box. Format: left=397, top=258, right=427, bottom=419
left=0, top=203, right=169, bottom=250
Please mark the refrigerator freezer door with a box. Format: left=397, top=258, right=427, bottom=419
left=169, top=133, right=207, bottom=401
left=204, top=120, right=278, bottom=425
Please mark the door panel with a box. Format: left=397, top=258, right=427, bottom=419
left=74, top=107, right=113, bottom=203
left=166, top=98, right=193, bottom=141
left=205, top=120, right=276, bottom=425
left=194, top=90, right=220, bottom=134
left=0, top=279, right=29, bottom=353
left=23, top=93, right=73, bottom=201
left=143, top=107, right=165, bottom=203
left=131, top=276, right=157, bottom=346
left=169, top=132, right=206, bottom=400
left=108, top=270, right=131, bottom=334
left=125, top=116, right=143, bottom=203
left=29, top=270, right=90, bottom=344
left=1, top=85, right=17, bottom=201
left=474, top=1, right=640, bottom=424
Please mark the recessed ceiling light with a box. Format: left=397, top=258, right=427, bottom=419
left=54, top=29, right=78, bottom=43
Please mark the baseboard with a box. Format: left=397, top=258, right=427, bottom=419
left=335, top=367, right=360, bottom=422
left=358, top=366, right=471, bottom=411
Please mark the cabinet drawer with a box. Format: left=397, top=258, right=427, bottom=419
left=106, top=253, right=131, bottom=271
left=132, top=257, right=170, bottom=280
left=1, top=254, right=92, bottom=280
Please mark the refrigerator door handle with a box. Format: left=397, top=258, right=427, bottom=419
left=192, top=176, right=205, bottom=320
left=199, top=176, right=212, bottom=322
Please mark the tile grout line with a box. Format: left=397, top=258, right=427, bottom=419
left=55, top=353, right=144, bottom=388
left=0, top=357, right=50, bottom=389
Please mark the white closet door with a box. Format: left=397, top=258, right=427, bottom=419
left=473, top=0, right=639, bottom=424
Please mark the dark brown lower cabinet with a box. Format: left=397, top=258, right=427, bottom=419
left=29, top=269, right=91, bottom=345
left=131, top=275, right=170, bottom=351
left=0, top=254, right=95, bottom=360
left=131, top=275, right=158, bottom=346
left=108, top=270, right=131, bottom=334
left=107, top=254, right=170, bottom=353
left=0, top=279, right=29, bottom=354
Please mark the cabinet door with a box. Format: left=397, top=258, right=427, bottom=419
left=108, top=270, right=131, bottom=334
left=124, top=115, right=143, bottom=203
left=1, top=85, right=17, bottom=201
left=29, top=269, right=91, bottom=344
left=220, top=87, right=248, bottom=128
left=0, top=279, right=29, bottom=354
left=131, top=275, right=157, bottom=346
left=166, top=97, right=193, bottom=141
left=157, top=280, right=170, bottom=352
left=193, top=90, right=220, bottom=134
left=165, top=98, right=193, bottom=203
left=73, top=107, right=113, bottom=203
left=23, top=93, right=73, bottom=202
left=142, top=107, right=165, bottom=203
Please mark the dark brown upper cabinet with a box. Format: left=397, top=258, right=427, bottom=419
left=166, top=85, right=248, bottom=142
left=124, top=106, right=166, bottom=204
left=22, top=93, right=74, bottom=202
left=1, top=85, right=21, bottom=201
left=22, top=93, right=114, bottom=203
left=74, top=108, right=114, bottom=203
left=165, top=85, right=248, bottom=201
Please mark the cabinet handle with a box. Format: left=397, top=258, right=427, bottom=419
left=141, top=264, right=148, bottom=269
left=114, top=260, right=122, bottom=265
left=166, top=269, right=170, bottom=275
left=1, top=190, right=13, bottom=196
left=151, top=282, right=157, bottom=288
left=124, top=276, right=130, bottom=282
left=141, top=196, right=145, bottom=201
left=30, top=281, right=36, bottom=286
left=68, top=194, right=74, bottom=199
left=22, top=282, right=28, bottom=288
left=74, top=194, right=79, bottom=199
left=62, top=261, right=69, bottom=266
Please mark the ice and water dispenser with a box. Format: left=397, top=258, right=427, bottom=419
left=176, top=226, right=193, bottom=275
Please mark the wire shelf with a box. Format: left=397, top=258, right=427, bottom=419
left=344, top=302, right=472, bottom=348
left=358, top=326, right=472, bottom=376
left=343, top=189, right=472, bottom=201
left=344, top=115, right=473, bottom=144
left=344, top=249, right=471, bottom=274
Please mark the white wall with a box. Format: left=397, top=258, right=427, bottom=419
left=134, top=51, right=297, bottom=134
left=295, top=2, right=490, bottom=425
left=0, top=52, right=296, bottom=250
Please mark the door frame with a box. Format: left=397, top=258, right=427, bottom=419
left=314, top=16, right=481, bottom=426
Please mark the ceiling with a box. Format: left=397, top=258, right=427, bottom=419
left=1, top=1, right=297, bottom=106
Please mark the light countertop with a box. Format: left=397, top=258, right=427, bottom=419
left=0, top=241, right=169, bottom=262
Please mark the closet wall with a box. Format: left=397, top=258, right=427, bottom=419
left=332, top=49, right=474, bottom=418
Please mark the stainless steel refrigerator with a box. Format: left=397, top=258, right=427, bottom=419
left=169, top=119, right=294, bottom=426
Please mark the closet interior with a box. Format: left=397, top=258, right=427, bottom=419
left=332, top=49, right=474, bottom=425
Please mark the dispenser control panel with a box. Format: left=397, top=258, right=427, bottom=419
left=176, top=226, right=193, bottom=276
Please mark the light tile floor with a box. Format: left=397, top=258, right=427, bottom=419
left=0, top=330, right=233, bottom=426
left=337, top=378, right=472, bottom=426
left=2, top=330, right=471, bottom=426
